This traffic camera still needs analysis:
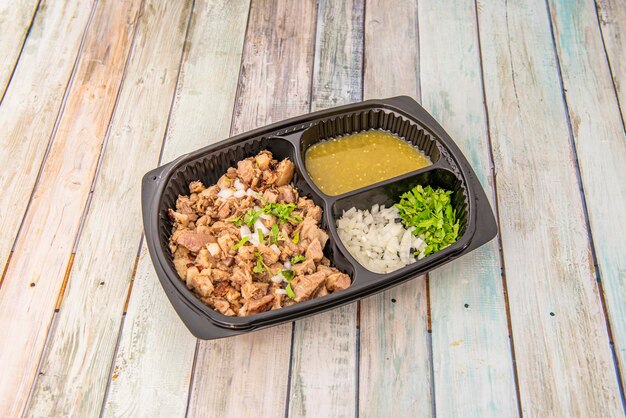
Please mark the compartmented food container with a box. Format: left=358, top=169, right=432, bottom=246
left=141, top=96, right=497, bottom=339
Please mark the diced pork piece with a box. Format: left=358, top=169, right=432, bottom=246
left=305, top=239, right=324, bottom=262
left=176, top=196, right=197, bottom=219
left=189, top=181, right=205, bottom=193
left=320, top=256, right=331, bottom=266
left=195, top=249, right=212, bottom=269
left=274, top=159, right=294, bottom=186
left=176, top=230, right=216, bottom=253
left=187, top=272, right=214, bottom=297
left=217, top=234, right=235, bottom=255
left=314, top=286, right=329, bottom=298
left=305, top=205, right=322, bottom=222
left=237, top=245, right=256, bottom=262
left=209, top=268, right=230, bottom=282
left=237, top=159, right=255, bottom=185
left=241, top=282, right=269, bottom=300
left=244, top=294, right=274, bottom=315
left=293, top=258, right=315, bottom=276
left=299, top=218, right=329, bottom=248
left=226, top=167, right=238, bottom=179
left=325, top=272, right=351, bottom=292
left=271, top=291, right=285, bottom=309
left=217, top=174, right=232, bottom=190
left=258, top=244, right=279, bottom=265
left=168, top=208, right=190, bottom=227
left=231, top=266, right=252, bottom=288
left=293, top=271, right=327, bottom=302
left=277, top=185, right=297, bottom=203
left=255, top=150, right=273, bottom=170
left=217, top=200, right=235, bottom=220
left=212, top=298, right=235, bottom=316
left=263, top=189, right=279, bottom=203
left=199, top=185, right=219, bottom=200
left=173, top=256, right=190, bottom=279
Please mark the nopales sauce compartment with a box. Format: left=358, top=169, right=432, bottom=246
left=141, top=96, right=497, bottom=339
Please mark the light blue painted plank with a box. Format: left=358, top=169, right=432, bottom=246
left=420, top=3, right=519, bottom=415
left=549, top=0, right=626, bottom=393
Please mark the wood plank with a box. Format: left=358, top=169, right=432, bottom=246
left=0, top=0, right=39, bottom=97
left=26, top=2, right=193, bottom=416
left=0, top=0, right=142, bottom=415
left=186, top=1, right=317, bottom=416
left=548, top=0, right=626, bottom=393
left=359, top=1, right=433, bottom=416
left=102, top=1, right=251, bottom=416
left=0, top=0, right=94, bottom=283
left=287, top=0, right=363, bottom=417
left=596, top=0, right=626, bottom=125
left=476, top=0, right=624, bottom=415
left=418, top=1, right=519, bottom=416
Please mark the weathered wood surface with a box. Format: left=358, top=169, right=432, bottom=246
left=26, top=2, right=193, bottom=417
left=0, top=0, right=623, bottom=416
left=419, top=1, right=519, bottom=416
left=287, top=1, right=363, bottom=417
left=596, top=0, right=626, bottom=125
left=0, top=0, right=95, bottom=284
left=0, top=0, right=39, bottom=97
left=0, top=0, right=142, bottom=415
left=476, top=0, right=624, bottom=415
left=359, top=1, right=433, bottom=417
left=548, top=0, right=626, bottom=392
left=186, top=1, right=317, bottom=416
left=103, top=1, right=250, bottom=417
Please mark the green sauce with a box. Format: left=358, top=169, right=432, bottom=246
left=305, top=130, right=431, bottom=196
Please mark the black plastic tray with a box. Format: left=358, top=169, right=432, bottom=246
left=141, top=96, right=497, bottom=339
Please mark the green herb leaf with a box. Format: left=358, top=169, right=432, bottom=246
left=257, top=228, right=264, bottom=245
left=292, top=230, right=300, bottom=244
left=291, top=255, right=306, bottom=264
left=395, top=184, right=460, bottom=256
left=285, top=283, right=296, bottom=299
left=243, top=209, right=263, bottom=228
left=232, top=236, right=249, bottom=250
left=227, top=216, right=243, bottom=227
left=281, top=270, right=295, bottom=281
left=253, top=252, right=270, bottom=275
left=271, top=224, right=280, bottom=244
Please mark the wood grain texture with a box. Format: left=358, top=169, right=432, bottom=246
left=287, top=1, right=363, bottom=417
left=360, top=1, right=433, bottom=416
left=103, top=1, right=251, bottom=416
left=26, top=2, right=192, bottom=416
left=186, top=1, right=316, bottom=416
left=476, top=0, right=624, bottom=415
left=548, top=0, right=626, bottom=393
left=0, top=0, right=94, bottom=284
left=0, top=0, right=39, bottom=97
left=0, top=0, right=142, bottom=415
left=596, top=0, right=626, bottom=125
left=418, top=1, right=519, bottom=416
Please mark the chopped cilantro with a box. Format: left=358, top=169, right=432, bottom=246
left=281, top=270, right=295, bottom=281
left=395, top=185, right=460, bottom=256
left=232, top=236, right=249, bottom=250
left=271, top=224, right=280, bottom=244
left=285, top=283, right=296, bottom=299
left=291, top=255, right=306, bottom=264
left=292, top=230, right=300, bottom=244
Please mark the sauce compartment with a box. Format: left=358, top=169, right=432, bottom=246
left=299, top=109, right=442, bottom=196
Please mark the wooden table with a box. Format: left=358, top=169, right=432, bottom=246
left=0, top=0, right=624, bottom=416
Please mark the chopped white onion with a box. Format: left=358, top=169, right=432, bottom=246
left=275, top=289, right=288, bottom=295
left=254, top=219, right=270, bottom=235
left=234, top=178, right=245, bottom=190
left=239, top=225, right=252, bottom=239
left=233, top=189, right=246, bottom=198
left=284, top=261, right=292, bottom=269
left=217, top=188, right=234, bottom=200
left=336, top=205, right=427, bottom=274
left=271, top=274, right=284, bottom=283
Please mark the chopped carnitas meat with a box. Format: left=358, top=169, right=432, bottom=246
left=168, top=151, right=350, bottom=316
